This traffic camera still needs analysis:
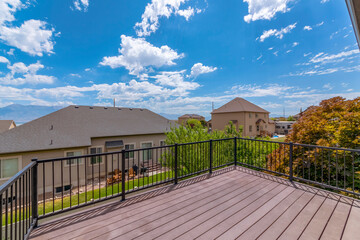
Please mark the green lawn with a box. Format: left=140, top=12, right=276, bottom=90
left=2, top=171, right=173, bottom=225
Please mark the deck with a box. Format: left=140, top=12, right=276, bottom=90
left=29, top=167, right=360, bottom=240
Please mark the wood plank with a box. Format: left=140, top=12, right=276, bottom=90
left=216, top=186, right=295, bottom=239
left=75, top=173, right=259, bottom=240
left=193, top=184, right=289, bottom=240
left=277, top=193, right=327, bottom=240
left=173, top=181, right=281, bottom=240
left=257, top=191, right=315, bottom=240
left=320, top=201, right=352, bottom=240
left=135, top=177, right=271, bottom=240
left=342, top=205, right=360, bottom=240
left=33, top=171, right=243, bottom=240
left=236, top=189, right=305, bottom=240
left=299, top=197, right=338, bottom=240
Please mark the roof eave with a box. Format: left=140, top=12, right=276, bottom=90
left=346, top=0, right=360, bottom=49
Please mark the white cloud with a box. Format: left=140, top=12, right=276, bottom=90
left=320, top=0, right=329, bottom=3
left=189, top=63, right=217, bottom=78
left=0, top=1, right=55, bottom=56
left=100, top=35, right=183, bottom=76
left=303, top=26, right=312, bottom=31
left=315, top=21, right=324, bottom=27
left=256, top=54, right=262, bottom=60
left=0, top=61, right=56, bottom=85
left=268, top=47, right=274, bottom=50
left=273, top=51, right=279, bottom=56
left=7, top=48, right=14, bottom=55
left=323, top=83, right=333, bottom=90
left=135, top=0, right=200, bottom=37
left=292, top=42, right=299, bottom=47
left=243, top=0, right=293, bottom=23
left=69, top=73, right=81, bottom=78
left=258, top=22, right=297, bottom=42
left=73, top=0, right=89, bottom=12
left=228, top=84, right=293, bottom=97
left=286, top=50, right=292, bottom=54
left=177, top=7, right=194, bottom=21
left=309, top=49, right=359, bottom=64
left=0, top=56, right=9, bottom=64
left=0, top=20, right=55, bottom=56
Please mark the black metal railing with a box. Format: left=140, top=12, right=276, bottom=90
left=0, top=161, right=37, bottom=240
left=1, top=137, right=360, bottom=239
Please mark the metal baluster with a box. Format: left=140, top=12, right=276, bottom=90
left=61, top=160, right=63, bottom=210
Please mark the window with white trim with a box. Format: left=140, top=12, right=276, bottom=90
left=160, top=140, right=166, bottom=146
left=90, top=147, right=103, bottom=164
left=65, top=151, right=83, bottom=166
left=0, top=158, right=19, bottom=179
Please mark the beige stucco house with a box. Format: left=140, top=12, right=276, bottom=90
left=0, top=120, right=16, bottom=133
left=178, top=114, right=205, bottom=125
left=0, top=106, right=173, bottom=193
left=211, top=98, right=275, bottom=137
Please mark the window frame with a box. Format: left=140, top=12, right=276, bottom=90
left=64, top=150, right=84, bottom=167
left=88, top=146, right=104, bottom=165
left=0, top=156, right=22, bottom=180
left=140, top=141, right=153, bottom=163
left=249, top=125, right=252, bottom=132
left=159, top=140, right=166, bottom=147
left=125, top=143, right=136, bottom=159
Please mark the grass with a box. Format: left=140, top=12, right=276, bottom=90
left=2, top=171, right=173, bottom=226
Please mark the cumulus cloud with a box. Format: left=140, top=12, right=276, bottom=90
left=257, top=22, right=297, bottom=42
left=243, top=0, right=293, bottom=23
left=0, top=0, right=55, bottom=56
left=100, top=35, right=183, bottom=76
left=0, top=61, right=56, bottom=85
left=135, top=0, right=201, bottom=37
left=303, top=26, right=312, bottom=31
left=0, top=20, right=55, bottom=56
left=72, top=0, right=89, bottom=12
left=228, top=84, right=293, bottom=97
left=189, top=63, right=217, bottom=78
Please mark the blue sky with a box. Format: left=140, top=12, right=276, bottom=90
left=0, top=0, right=359, bottom=119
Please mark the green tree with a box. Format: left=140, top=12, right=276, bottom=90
left=287, top=115, right=295, bottom=121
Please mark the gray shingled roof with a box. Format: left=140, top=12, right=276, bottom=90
left=0, top=106, right=173, bottom=154
left=0, top=120, right=14, bottom=134
left=211, top=98, right=269, bottom=114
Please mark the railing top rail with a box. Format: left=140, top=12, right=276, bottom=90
left=293, top=143, right=360, bottom=152
left=0, top=161, right=36, bottom=195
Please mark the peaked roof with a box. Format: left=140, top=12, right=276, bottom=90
left=0, top=106, right=173, bottom=154
left=211, top=98, right=269, bottom=114
left=0, top=120, right=15, bottom=133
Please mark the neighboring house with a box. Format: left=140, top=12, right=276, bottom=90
left=275, top=121, right=296, bottom=135
left=0, top=120, right=16, bottom=133
left=211, top=98, right=275, bottom=137
left=0, top=106, right=173, bottom=192
left=178, top=114, right=205, bottom=125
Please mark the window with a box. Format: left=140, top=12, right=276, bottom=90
left=287, top=125, right=292, bottom=129
left=0, top=158, right=19, bottom=179
left=141, top=142, right=152, bottom=162
left=255, top=113, right=258, bottom=118
left=257, top=125, right=260, bottom=131
left=249, top=125, right=252, bottom=132
left=249, top=113, right=252, bottom=118
left=265, top=125, right=267, bottom=129
left=55, top=184, right=72, bottom=193
left=90, top=147, right=103, bottom=164
left=160, top=140, right=166, bottom=146
left=125, top=144, right=135, bottom=159
left=65, top=151, right=82, bottom=166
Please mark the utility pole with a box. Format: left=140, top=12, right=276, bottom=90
left=212, top=102, right=214, bottom=111
left=113, top=98, right=116, bottom=107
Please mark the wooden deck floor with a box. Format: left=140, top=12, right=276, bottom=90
left=30, top=167, right=360, bottom=240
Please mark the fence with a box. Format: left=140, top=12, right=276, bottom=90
left=1, top=137, right=359, bottom=239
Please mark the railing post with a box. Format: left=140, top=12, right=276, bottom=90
left=209, top=140, right=213, bottom=174
left=289, top=142, right=294, bottom=181
left=174, top=144, right=178, bottom=184
left=121, top=150, right=126, bottom=201
left=31, top=158, right=38, bottom=227
left=234, top=137, right=237, bottom=168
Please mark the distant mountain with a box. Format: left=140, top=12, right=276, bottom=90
left=0, top=104, right=62, bottom=125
